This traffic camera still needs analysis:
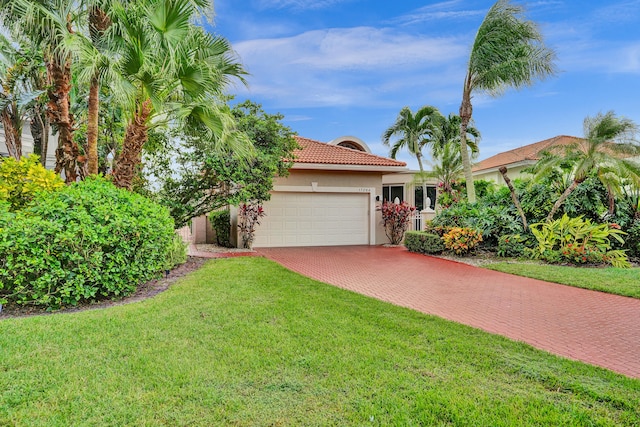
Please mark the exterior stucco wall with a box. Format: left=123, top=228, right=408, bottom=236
left=473, top=164, right=535, bottom=184
left=382, top=172, right=439, bottom=209
left=272, top=169, right=388, bottom=245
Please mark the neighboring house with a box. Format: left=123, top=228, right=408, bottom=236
left=192, top=135, right=408, bottom=247
left=0, top=125, right=58, bottom=167
left=472, top=135, right=584, bottom=184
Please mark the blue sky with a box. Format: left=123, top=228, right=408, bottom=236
left=209, top=0, right=640, bottom=169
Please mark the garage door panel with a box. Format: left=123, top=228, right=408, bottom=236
left=252, top=192, right=369, bottom=247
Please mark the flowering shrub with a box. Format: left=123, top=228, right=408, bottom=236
left=529, top=214, right=630, bottom=268
left=381, top=201, right=415, bottom=245
left=442, top=227, right=483, bottom=255
left=238, top=203, right=265, bottom=249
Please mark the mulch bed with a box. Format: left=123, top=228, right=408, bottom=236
left=0, top=256, right=209, bottom=320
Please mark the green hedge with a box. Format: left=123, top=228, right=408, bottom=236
left=209, top=210, right=232, bottom=247
left=404, top=231, right=444, bottom=254
left=0, top=177, right=175, bottom=308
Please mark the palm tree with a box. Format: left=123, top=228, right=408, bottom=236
left=429, top=113, right=480, bottom=194
left=534, top=111, right=640, bottom=222
left=383, top=105, right=443, bottom=208
left=458, top=0, right=557, bottom=203
left=0, top=0, right=82, bottom=182
left=108, top=0, right=251, bottom=189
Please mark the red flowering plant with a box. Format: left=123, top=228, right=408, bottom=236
left=238, top=202, right=265, bottom=249
left=381, top=201, right=416, bottom=245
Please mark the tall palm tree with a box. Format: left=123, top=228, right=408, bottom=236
left=534, top=111, right=640, bottom=222
left=0, top=0, right=82, bottom=182
left=458, top=0, right=557, bottom=203
left=383, top=105, right=443, bottom=208
left=109, top=0, right=251, bottom=189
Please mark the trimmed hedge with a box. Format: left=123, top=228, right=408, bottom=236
left=0, top=177, right=175, bottom=308
left=404, top=231, right=445, bottom=254
left=209, top=210, right=232, bottom=247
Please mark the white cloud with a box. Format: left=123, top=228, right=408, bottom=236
left=237, top=27, right=465, bottom=71
left=232, top=27, right=468, bottom=108
left=390, top=1, right=485, bottom=26
left=256, top=0, right=351, bottom=11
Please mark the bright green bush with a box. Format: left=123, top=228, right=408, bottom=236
left=0, top=155, right=64, bottom=211
left=442, top=227, right=483, bottom=255
left=209, top=210, right=232, bottom=247
left=165, top=233, right=188, bottom=270
left=529, top=214, right=629, bottom=268
left=404, top=231, right=445, bottom=254
left=0, top=177, right=175, bottom=308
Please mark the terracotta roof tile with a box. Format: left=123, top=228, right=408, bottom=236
left=293, top=136, right=406, bottom=167
left=473, top=135, right=584, bottom=172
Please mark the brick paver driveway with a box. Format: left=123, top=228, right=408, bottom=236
left=258, top=245, right=640, bottom=379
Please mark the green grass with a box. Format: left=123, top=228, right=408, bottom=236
left=486, top=262, right=640, bottom=299
left=1, top=257, right=639, bottom=426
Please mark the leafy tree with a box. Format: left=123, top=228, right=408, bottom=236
left=533, top=111, right=640, bottom=221
left=147, top=100, right=298, bottom=228
left=458, top=0, right=557, bottom=203
left=383, top=105, right=443, bottom=208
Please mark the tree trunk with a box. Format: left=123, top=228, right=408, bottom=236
left=546, top=179, right=583, bottom=222
left=112, top=99, right=152, bottom=189
left=86, top=6, right=111, bottom=176
left=86, top=76, right=100, bottom=175
left=499, top=166, right=528, bottom=230
left=1, top=109, right=21, bottom=159
left=459, top=83, right=475, bottom=203
left=46, top=53, right=77, bottom=183
left=31, top=107, right=50, bottom=167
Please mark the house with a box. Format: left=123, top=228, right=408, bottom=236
left=192, top=135, right=408, bottom=247
left=472, top=135, right=584, bottom=184
left=0, top=126, right=58, bottom=167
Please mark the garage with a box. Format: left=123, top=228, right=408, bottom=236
left=252, top=192, right=370, bottom=248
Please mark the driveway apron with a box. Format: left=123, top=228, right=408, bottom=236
left=258, top=245, right=640, bottom=379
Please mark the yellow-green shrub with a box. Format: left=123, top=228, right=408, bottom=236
left=0, top=155, right=64, bottom=211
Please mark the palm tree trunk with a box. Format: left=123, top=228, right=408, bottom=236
left=112, top=99, right=152, bottom=189
left=1, top=110, right=21, bottom=159
left=459, top=84, right=475, bottom=203
left=546, top=179, right=583, bottom=222
left=46, top=54, right=77, bottom=183
left=87, top=76, right=100, bottom=175
left=499, top=166, right=528, bottom=230
left=86, top=6, right=111, bottom=176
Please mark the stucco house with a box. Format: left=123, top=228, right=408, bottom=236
left=192, top=135, right=408, bottom=247
left=472, top=135, right=584, bottom=184
left=0, top=126, right=57, bottom=167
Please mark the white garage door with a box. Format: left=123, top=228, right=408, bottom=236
left=252, top=192, right=370, bottom=247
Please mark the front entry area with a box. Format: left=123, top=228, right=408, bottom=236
left=252, top=192, right=369, bottom=248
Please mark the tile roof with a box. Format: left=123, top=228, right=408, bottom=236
left=293, top=136, right=406, bottom=167
left=473, top=135, right=584, bottom=172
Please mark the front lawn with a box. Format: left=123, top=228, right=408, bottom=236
left=1, top=257, right=638, bottom=425
left=486, top=262, right=640, bottom=299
